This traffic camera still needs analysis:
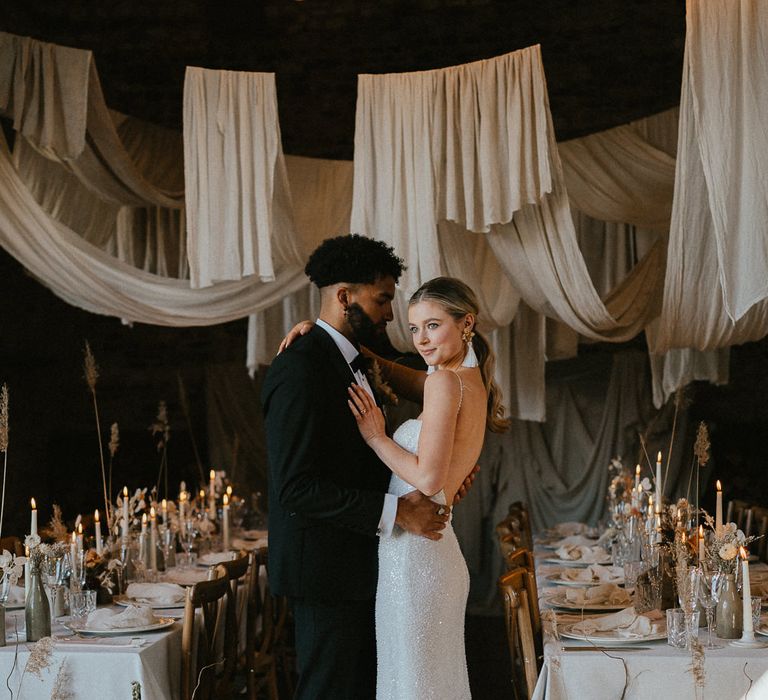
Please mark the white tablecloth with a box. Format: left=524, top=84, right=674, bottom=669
left=534, top=554, right=768, bottom=700
left=0, top=609, right=181, bottom=698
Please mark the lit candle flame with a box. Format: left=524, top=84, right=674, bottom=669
left=77, top=523, right=82, bottom=534
left=226, top=485, right=233, bottom=497
left=150, top=506, right=156, bottom=519
left=142, top=513, right=147, bottom=524
left=636, top=465, right=641, bottom=475
left=30, top=497, right=36, bottom=509
left=209, top=469, right=215, bottom=481
left=123, top=486, right=128, bottom=497
left=199, top=489, right=205, bottom=500
left=94, top=509, right=100, bottom=522
left=740, top=546, right=748, bottom=560
left=71, top=532, right=76, bottom=543
left=162, top=498, right=167, bottom=510
left=716, top=480, right=722, bottom=491
left=656, top=451, right=662, bottom=463
left=223, top=493, right=229, bottom=506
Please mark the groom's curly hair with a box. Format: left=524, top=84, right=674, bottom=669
left=305, top=234, right=405, bottom=288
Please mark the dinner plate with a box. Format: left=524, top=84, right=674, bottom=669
left=67, top=618, right=176, bottom=636
left=196, top=552, right=236, bottom=567
left=558, top=621, right=666, bottom=645
left=543, top=556, right=612, bottom=567
left=113, top=595, right=186, bottom=610
left=545, top=573, right=624, bottom=587
left=543, top=590, right=632, bottom=612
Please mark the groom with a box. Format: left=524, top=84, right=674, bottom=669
left=262, top=234, right=449, bottom=699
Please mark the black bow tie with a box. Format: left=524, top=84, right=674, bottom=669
left=350, top=354, right=368, bottom=374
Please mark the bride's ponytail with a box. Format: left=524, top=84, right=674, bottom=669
left=470, top=330, right=509, bottom=433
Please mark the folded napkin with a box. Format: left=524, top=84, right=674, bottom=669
left=555, top=544, right=608, bottom=563
left=564, top=584, right=632, bottom=606
left=125, top=582, right=186, bottom=605
left=553, top=535, right=598, bottom=548
left=85, top=605, right=157, bottom=630
left=570, top=607, right=654, bottom=638
left=559, top=564, right=624, bottom=584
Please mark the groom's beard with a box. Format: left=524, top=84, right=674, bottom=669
left=346, top=303, right=390, bottom=353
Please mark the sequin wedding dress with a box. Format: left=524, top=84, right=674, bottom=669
left=375, top=417, right=471, bottom=699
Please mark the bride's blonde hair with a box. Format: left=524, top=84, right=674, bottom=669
left=409, top=277, right=509, bottom=433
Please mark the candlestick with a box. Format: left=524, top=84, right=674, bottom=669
left=150, top=506, right=158, bottom=571
left=24, top=545, right=30, bottom=601
left=94, top=509, right=103, bottom=556
left=69, top=532, right=77, bottom=585
left=655, top=451, right=662, bottom=513
left=179, top=491, right=187, bottom=523
left=730, top=546, right=767, bottom=647
left=30, top=497, right=38, bottom=538
left=222, top=493, right=230, bottom=551
left=716, top=480, right=723, bottom=538
left=122, top=486, right=130, bottom=541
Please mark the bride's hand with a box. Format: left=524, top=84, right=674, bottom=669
left=277, top=320, right=314, bottom=354
left=348, top=384, right=386, bottom=443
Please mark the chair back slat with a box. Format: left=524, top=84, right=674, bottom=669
left=499, top=567, right=539, bottom=700
left=181, top=573, right=230, bottom=700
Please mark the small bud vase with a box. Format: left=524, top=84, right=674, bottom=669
left=716, top=572, right=742, bottom=639
left=25, top=564, right=51, bottom=642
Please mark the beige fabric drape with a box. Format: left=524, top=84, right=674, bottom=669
left=653, top=0, right=768, bottom=351
left=183, top=67, right=302, bottom=288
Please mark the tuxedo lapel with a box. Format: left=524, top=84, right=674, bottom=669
left=311, top=325, right=358, bottom=388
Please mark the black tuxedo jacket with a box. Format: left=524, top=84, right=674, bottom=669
left=261, top=325, right=392, bottom=602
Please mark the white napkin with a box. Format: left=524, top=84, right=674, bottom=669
left=161, top=568, right=208, bottom=587
left=553, top=522, right=587, bottom=537
left=559, top=565, right=624, bottom=584
left=570, top=607, right=654, bottom=638
left=564, top=584, right=632, bottom=606
left=85, top=605, right=157, bottom=630
left=125, top=582, right=186, bottom=605
left=555, top=544, right=608, bottom=563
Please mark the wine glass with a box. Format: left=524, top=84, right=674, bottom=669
left=696, top=569, right=723, bottom=649
left=180, top=519, right=197, bottom=568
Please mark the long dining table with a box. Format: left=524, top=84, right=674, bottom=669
left=0, top=531, right=268, bottom=699
left=533, top=554, right=768, bottom=700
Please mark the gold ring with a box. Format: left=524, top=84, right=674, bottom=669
left=360, top=408, right=367, bottom=415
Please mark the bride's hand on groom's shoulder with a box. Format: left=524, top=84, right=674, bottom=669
left=395, top=491, right=449, bottom=541
left=347, top=384, right=386, bottom=443
left=278, top=320, right=314, bottom=353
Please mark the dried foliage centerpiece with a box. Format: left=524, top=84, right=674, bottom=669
left=150, top=401, right=171, bottom=500
left=83, top=341, right=112, bottom=533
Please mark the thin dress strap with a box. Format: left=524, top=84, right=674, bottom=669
left=450, top=369, right=465, bottom=412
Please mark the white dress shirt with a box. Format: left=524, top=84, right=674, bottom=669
left=316, top=319, right=397, bottom=537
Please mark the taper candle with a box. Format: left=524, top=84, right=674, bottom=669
left=150, top=507, right=158, bottom=571
left=94, top=509, right=103, bottom=556
left=655, top=451, right=662, bottom=513
left=30, top=498, right=37, bottom=537
left=716, top=480, right=723, bottom=537
left=741, top=547, right=753, bottom=634
left=222, top=493, right=230, bottom=551
left=122, top=486, right=130, bottom=541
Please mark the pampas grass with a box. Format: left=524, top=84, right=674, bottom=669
left=150, top=401, right=170, bottom=499
left=83, top=341, right=111, bottom=531
left=0, top=383, right=8, bottom=541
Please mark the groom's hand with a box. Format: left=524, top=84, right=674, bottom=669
left=453, top=464, right=480, bottom=506
left=395, top=490, right=449, bottom=541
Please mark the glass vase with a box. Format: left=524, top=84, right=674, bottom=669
left=715, top=572, right=742, bottom=639
left=25, top=564, right=51, bottom=642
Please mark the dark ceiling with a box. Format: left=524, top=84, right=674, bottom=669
left=1, top=0, right=686, bottom=159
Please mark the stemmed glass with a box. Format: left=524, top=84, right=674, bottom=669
left=696, top=568, right=723, bottom=649
left=43, top=552, right=70, bottom=620
left=180, top=519, right=197, bottom=568
left=678, top=568, right=700, bottom=650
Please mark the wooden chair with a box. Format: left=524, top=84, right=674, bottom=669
left=181, top=572, right=230, bottom=700
left=246, top=546, right=290, bottom=700
left=750, top=505, right=768, bottom=561
left=504, top=548, right=542, bottom=649
left=215, top=551, right=251, bottom=697
left=726, top=499, right=750, bottom=530
left=499, top=567, right=540, bottom=700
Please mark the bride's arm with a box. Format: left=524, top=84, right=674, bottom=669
left=348, top=371, right=461, bottom=496
left=361, top=348, right=426, bottom=403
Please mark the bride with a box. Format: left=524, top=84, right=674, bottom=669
left=346, top=277, right=508, bottom=700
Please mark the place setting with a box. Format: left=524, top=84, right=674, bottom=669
left=543, top=583, right=633, bottom=612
